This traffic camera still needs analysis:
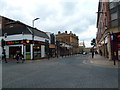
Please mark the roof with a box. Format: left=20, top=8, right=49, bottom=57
left=0, top=16, right=49, bottom=39
left=1, top=26, right=49, bottom=39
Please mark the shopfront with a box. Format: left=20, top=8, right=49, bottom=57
left=111, top=33, right=120, bottom=60
left=5, top=40, right=48, bottom=60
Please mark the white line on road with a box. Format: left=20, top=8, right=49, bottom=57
left=90, top=60, right=94, bottom=63
left=82, top=60, right=87, bottom=64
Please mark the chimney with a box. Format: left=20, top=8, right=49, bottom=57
left=70, top=31, right=72, bottom=34
left=65, top=31, right=67, bottom=34
left=58, top=31, right=61, bottom=34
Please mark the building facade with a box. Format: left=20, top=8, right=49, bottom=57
left=0, top=16, right=49, bottom=60
left=46, top=32, right=56, bottom=57
left=96, top=0, right=120, bottom=60
left=56, top=31, right=79, bottom=56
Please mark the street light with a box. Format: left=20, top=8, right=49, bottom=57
left=32, top=18, right=40, bottom=28
left=32, top=18, right=40, bottom=60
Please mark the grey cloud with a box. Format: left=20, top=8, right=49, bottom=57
left=0, top=0, right=7, bottom=11
left=0, top=0, right=98, bottom=47
left=61, top=2, right=78, bottom=16
left=31, top=4, right=58, bottom=21
left=80, top=36, right=94, bottom=41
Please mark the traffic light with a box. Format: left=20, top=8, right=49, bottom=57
left=91, top=39, right=96, bottom=45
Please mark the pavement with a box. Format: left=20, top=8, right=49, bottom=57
left=2, top=54, right=120, bottom=68
left=88, top=54, right=119, bottom=68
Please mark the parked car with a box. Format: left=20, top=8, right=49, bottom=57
left=79, top=52, right=83, bottom=54
left=83, top=52, right=87, bottom=55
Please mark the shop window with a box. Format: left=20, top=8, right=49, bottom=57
left=111, top=19, right=118, bottom=27
left=26, top=45, right=30, bottom=59
left=0, top=24, right=1, bottom=29
left=26, top=45, right=30, bottom=52
left=34, top=45, right=41, bottom=59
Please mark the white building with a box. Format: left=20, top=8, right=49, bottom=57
left=2, top=25, right=49, bottom=60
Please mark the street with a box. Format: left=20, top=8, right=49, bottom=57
left=2, top=54, right=119, bottom=88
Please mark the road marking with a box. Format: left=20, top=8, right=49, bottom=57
left=90, top=60, right=93, bottom=63
left=83, top=60, right=87, bottom=64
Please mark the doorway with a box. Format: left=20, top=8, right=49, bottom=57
left=9, top=46, right=22, bottom=59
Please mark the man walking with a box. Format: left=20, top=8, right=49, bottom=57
left=2, top=49, right=7, bottom=63
left=91, top=47, right=94, bottom=58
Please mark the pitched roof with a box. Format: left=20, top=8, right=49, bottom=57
left=2, top=26, right=49, bottom=39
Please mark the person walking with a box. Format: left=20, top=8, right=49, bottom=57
left=15, top=51, right=25, bottom=63
left=99, top=50, right=102, bottom=56
left=15, top=51, right=20, bottom=63
left=2, top=49, right=7, bottom=63
left=91, top=48, right=94, bottom=58
left=19, top=53, right=25, bottom=63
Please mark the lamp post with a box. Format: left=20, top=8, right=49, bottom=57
left=32, top=18, right=39, bottom=60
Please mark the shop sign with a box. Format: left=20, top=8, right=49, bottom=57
left=7, top=41, right=15, bottom=45
left=6, top=40, right=47, bottom=45
left=117, top=35, right=120, bottom=38
left=49, top=44, right=55, bottom=48
left=38, top=41, right=44, bottom=44
left=35, top=41, right=47, bottom=45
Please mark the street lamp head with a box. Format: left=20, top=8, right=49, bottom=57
left=32, top=18, right=40, bottom=27
left=34, top=18, right=40, bottom=21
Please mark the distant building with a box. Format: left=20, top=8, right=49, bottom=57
left=56, top=31, right=79, bottom=55
left=46, top=32, right=56, bottom=57
left=79, top=41, right=85, bottom=53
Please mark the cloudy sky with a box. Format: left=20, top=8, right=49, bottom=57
left=0, top=0, right=99, bottom=47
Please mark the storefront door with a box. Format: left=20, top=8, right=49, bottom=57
left=9, top=46, right=22, bottom=59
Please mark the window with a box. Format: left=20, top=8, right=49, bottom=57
left=0, top=24, right=1, bottom=29
left=111, top=19, right=118, bottom=27
left=109, top=2, right=117, bottom=9
left=111, top=12, right=118, bottom=20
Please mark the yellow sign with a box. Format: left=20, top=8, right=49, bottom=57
left=114, top=52, right=116, bottom=56
left=26, top=40, right=30, bottom=43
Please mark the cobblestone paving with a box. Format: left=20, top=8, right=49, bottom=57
left=2, top=54, right=119, bottom=88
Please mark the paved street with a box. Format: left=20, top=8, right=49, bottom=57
left=2, top=54, right=119, bottom=88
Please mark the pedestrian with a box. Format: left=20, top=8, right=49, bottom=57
left=15, top=51, right=25, bottom=63
left=95, top=51, right=98, bottom=54
left=19, top=53, right=25, bottom=63
left=91, top=48, right=94, bottom=58
left=100, top=50, right=102, bottom=56
left=15, top=51, right=20, bottom=63
left=2, top=49, right=8, bottom=63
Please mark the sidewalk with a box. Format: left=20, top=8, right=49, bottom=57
left=3, top=56, right=60, bottom=63
left=89, top=54, right=119, bottom=68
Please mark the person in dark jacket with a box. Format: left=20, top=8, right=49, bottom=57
left=15, top=51, right=25, bottom=63
left=15, top=51, right=20, bottom=63
left=2, top=49, right=7, bottom=63
left=91, top=48, right=94, bottom=58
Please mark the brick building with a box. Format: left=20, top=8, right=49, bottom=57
left=96, top=0, right=120, bottom=60
left=56, top=31, right=79, bottom=56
